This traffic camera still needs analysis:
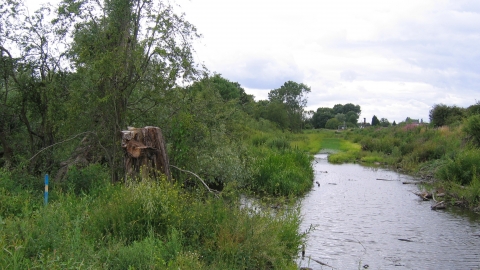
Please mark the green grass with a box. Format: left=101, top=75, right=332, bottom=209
left=0, top=178, right=305, bottom=269
left=251, top=149, right=314, bottom=196
left=290, top=130, right=325, bottom=154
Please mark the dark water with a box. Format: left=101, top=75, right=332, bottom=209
left=298, top=153, right=480, bottom=270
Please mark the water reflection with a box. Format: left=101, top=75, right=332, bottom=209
left=298, top=154, right=480, bottom=270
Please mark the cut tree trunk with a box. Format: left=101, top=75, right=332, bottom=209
left=121, top=126, right=171, bottom=183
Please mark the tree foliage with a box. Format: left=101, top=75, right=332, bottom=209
left=372, top=115, right=380, bottom=126
left=311, top=103, right=361, bottom=128
left=463, top=115, right=480, bottom=146
left=380, top=118, right=390, bottom=127
left=268, top=81, right=311, bottom=132
left=325, top=118, right=341, bottom=129
left=311, top=107, right=333, bottom=129
left=0, top=0, right=200, bottom=180
left=57, top=0, right=200, bottom=179
left=429, top=104, right=465, bottom=127
left=0, top=0, right=314, bottom=193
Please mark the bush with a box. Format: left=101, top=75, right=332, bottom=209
left=325, top=118, right=341, bottom=129
left=463, top=115, right=480, bottom=146
left=63, top=163, right=109, bottom=195
left=436, top=149, right=480, bottom=185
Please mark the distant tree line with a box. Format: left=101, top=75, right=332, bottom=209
left=307, top=103, right=361, bottom=129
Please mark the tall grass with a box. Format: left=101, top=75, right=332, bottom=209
left=0, top=178, right=305, bottom=269
left=251, top=149, right=313, bottom=196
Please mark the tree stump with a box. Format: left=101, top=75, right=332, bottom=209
left=121, top=126, right=171, bottom=182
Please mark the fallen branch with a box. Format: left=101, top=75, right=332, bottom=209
left=411, top=191, right=431, bottom=201
left=431, top=201, right=446, bottom=210
left=29, top=131, right=110, bottom=163
left=170, top=165, right=219, bottom=197
left=398, top=238, right=414, bottom=242
left=376, top=178, right=396, bottom=181
left=310, top=258, right=336, bottom=269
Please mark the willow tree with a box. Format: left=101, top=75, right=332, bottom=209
left=54, top=0, right=199, bottom=180
left=268, top=81, right=311, bottom=132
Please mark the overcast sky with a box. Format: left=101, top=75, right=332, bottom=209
left=28, top=0, right=480, bottom=123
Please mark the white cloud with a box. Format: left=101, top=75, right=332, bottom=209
left=26, top=0, right=480, bottom=123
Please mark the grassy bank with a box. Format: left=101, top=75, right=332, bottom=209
left=247, top=131, right=314, bottom=197
left=0, top=129, right=318, bottom=269
left=338, top=125, right=480, bottom=211
left=289, top=129, right=362, bottom=163
left=0, top=172, right=305, bottom=269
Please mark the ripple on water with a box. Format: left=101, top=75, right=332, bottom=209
left=298, top=156, right=480, bottom=270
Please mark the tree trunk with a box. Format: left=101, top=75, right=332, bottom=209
left=121, top=126, right=171, bottom=183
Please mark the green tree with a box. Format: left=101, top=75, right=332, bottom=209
left=325, top=118, right=341, bottom=129
left=380, top=118, right=390, bottom=127
left=429, top=104, right=465, bottom=127
left=55, top=0, right=199, bottom=180
left=343, top=103, right=361, bottom=115
left=0, top=2, right=70, bottom=174
left=335, top=113, right=346, bottom=123
left=268, top=81, right=311, bottom=132
left=311, top=107, right=334, bottom=129
left=188, top=74, right=254, bottom=106
left=345, top=111, right=358, bottom=125
left=372, top=115, right=380, bottom=126
left=466, top=102, right=480, bottom=116
left=332, top=104, right=344, bottom=114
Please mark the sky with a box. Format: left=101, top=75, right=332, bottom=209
left=27, top=0, right=480, bottom=124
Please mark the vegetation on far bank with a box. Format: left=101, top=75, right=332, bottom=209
left=333, top=108, right=480, bottom=211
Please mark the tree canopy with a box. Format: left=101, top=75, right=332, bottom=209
left=429, top=104, right=465, bottom=127
left=311, top=103, right=361, bottom=129
left=0, top=0, right=200, bottom=179
left=372, top=115, right=380, bottom=126
left=266, top=81, right=311, bottom=131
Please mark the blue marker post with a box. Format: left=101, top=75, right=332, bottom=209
left=44, top=174, right=49, bottom=206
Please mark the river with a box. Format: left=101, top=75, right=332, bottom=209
left=298, top=153, right=480, bottom=270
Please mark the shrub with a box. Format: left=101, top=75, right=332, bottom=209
left=463, top=115, right=480, bottom=146
left=436, top=149, right=480, bottom=185
left=63, top=163, right=109, bottom=195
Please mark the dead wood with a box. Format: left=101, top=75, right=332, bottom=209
left=402, top=181, right=420, bottom=184
left=412, top=191, right=431, bottom=201
left=398, top=238, right=414, bottom=242
left=431, top=201, right=446, bottom=210
left=122, top=126, right=171, bottom=182
left=170, top=165, right=219, bottom=197
left=310, top=258, right=336, bottom=269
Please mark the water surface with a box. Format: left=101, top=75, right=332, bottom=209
left=298, top=154, right=480, bottom=270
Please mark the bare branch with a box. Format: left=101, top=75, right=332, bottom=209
left=170, top=165, right=219, bottom=197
